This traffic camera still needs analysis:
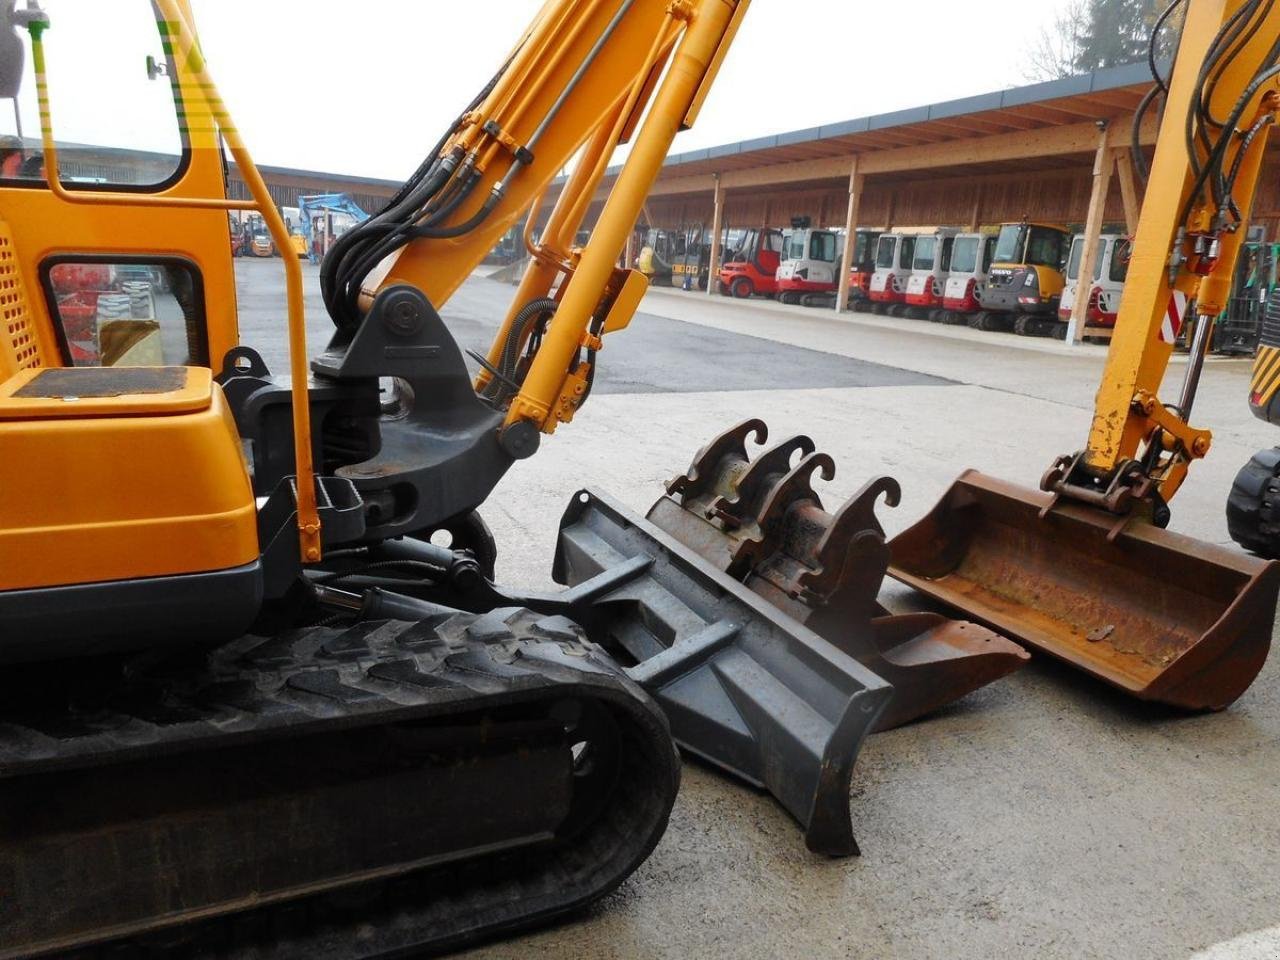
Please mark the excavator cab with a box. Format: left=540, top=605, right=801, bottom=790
left=0, top=2, right=975, bottom=953
left=0, top=0, right=260, bottom=659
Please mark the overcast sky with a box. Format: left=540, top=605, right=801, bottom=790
left=7, top=1, right=1067, bottom=181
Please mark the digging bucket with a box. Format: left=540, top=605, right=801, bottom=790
left=888, top=470, right=1280, bottom=711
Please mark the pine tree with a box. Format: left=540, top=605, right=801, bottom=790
left=1025, top=0, right=1179, bottom=83
left=1074, top=0, right=1161, bottom=72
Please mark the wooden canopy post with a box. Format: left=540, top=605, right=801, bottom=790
left=836, top=156, right=863, bottom=313
left=1067, top=121, right=1116, bottom=345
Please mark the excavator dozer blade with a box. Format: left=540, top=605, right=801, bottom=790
left=645, top=420, right=1028, bottom=732
left=554, top=488, right=894, bottom=857
left=888, top=470, right=1280, bottom=711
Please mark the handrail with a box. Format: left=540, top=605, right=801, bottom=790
left=27, top=4, right=323, bottom=563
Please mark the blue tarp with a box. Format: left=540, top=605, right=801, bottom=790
left=297, top=193, right=370, bottom=245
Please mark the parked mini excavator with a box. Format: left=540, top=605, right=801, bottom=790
left=0, top=1, right=1026, bottom=956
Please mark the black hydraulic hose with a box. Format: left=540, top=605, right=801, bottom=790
left=1186, top=0, right=1260, bottom=181
left=322, top=56, right=512, bottom=328
left=1202, top=0, right=1274, bottom=129
left=334, top=170, right=485, bottom=322
left=1149, top=0, right=1187, bottom=94
left=1207, top=2, right=1280, bottom=209
left=322, top=155, right=459, bottom=326
left=1180, top=60, right=1280, bottom=229
left=501, top=299, right=558, bottom=377
left=312, top=560, right=446, bottom=586
left=1221, top=113, right=1276, bottom=220
left=409, top=188, right=505, bottom=240
left=484, top=298, right=558, bottom=402
left=322, top=148, right=460, bottom=303
left=1132, top=83, right=1162, bottom=182
left=1133, top=0, right=1189, bottom=182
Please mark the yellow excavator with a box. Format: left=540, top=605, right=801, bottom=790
left=889, top=0, right=1280, bottom=710
left=0, top=0, right=1278, bottom=956
left=0, top=0, right=1024, bottom=955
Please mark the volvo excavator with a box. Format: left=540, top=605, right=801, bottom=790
left=2, top=0, right=1280, bottom=956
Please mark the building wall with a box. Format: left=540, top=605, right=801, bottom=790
left=641, top=165, right=1132, bottom=234
left=638, top=156, right=1280, bottom=240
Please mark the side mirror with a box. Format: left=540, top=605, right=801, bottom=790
left=0, top=1, right=48, bottom=101
left=0, top=1, right=26, bottom=99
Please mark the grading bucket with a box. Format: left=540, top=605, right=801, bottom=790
left=888, top=470, right=1280, bottom=710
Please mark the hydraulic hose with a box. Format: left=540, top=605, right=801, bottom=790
left=484, top=298, right=558, bottom=402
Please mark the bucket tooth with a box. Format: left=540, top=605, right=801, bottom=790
left=554, top=488, right=893, bottom=856
left=888, top=470, right=1280, bottom=710
left=650, top=424, right=1028, bottom=731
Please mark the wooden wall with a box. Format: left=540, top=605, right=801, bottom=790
left=632, top=154, right=1280, bottom=238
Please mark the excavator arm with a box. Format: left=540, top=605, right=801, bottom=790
left=1048, top=0, right=1280, bottom=514
left=328, top=0, right=747, bottom=440
left=890, top=0, right=1280, bottom=711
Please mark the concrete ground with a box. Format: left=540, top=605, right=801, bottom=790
left=236, top=259, right=1280, bottom=960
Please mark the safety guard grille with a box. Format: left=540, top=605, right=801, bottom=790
left=0, top=221, right=42, bottom=375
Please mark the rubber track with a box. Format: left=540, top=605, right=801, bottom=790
left=1, top=608, right=680, bottom=959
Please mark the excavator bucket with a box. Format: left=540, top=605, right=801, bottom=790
left=645, top=421, right=1029, bottom=731
left=888, top=471, right=1280, bottom=711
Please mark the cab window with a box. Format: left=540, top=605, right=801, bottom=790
left=1110, top=238, right=1132, bottom=283
left=913, top=237, right=937, bottom=272
left=1, top=1, right=185, bottom=188
left=899, top=237, right=916, bottom=269
left=854, top=232, right=875, bottom=264
left=43, top=259, right=207, bottom=367
left=810, top=232, right=837, bottom=262
left=875, top=236, right=896, bottom=269
left=950, top=237, right=979, bottom=275
left=1027, top=227, right=1066, bottom=269
left=1065, top=238, right=1085, bottom=281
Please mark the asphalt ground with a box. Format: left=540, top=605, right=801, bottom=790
left=234, top=258, right=1280, bottom=960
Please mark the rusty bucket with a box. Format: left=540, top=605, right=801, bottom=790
left=888, top=470, right=1280, bottom=710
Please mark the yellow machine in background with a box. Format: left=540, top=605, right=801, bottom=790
left=980, top=220, right=1072, bottom=335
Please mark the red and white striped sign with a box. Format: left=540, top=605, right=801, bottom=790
left=1160, top=291, right=1187, bottom=344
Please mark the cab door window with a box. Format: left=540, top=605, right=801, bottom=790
left=43, top=259, right=207, bottom=367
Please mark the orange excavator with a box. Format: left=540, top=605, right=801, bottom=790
left=0, top=1, right=1022, bottom=956
left=1, top=0, right=1278, bottom=956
